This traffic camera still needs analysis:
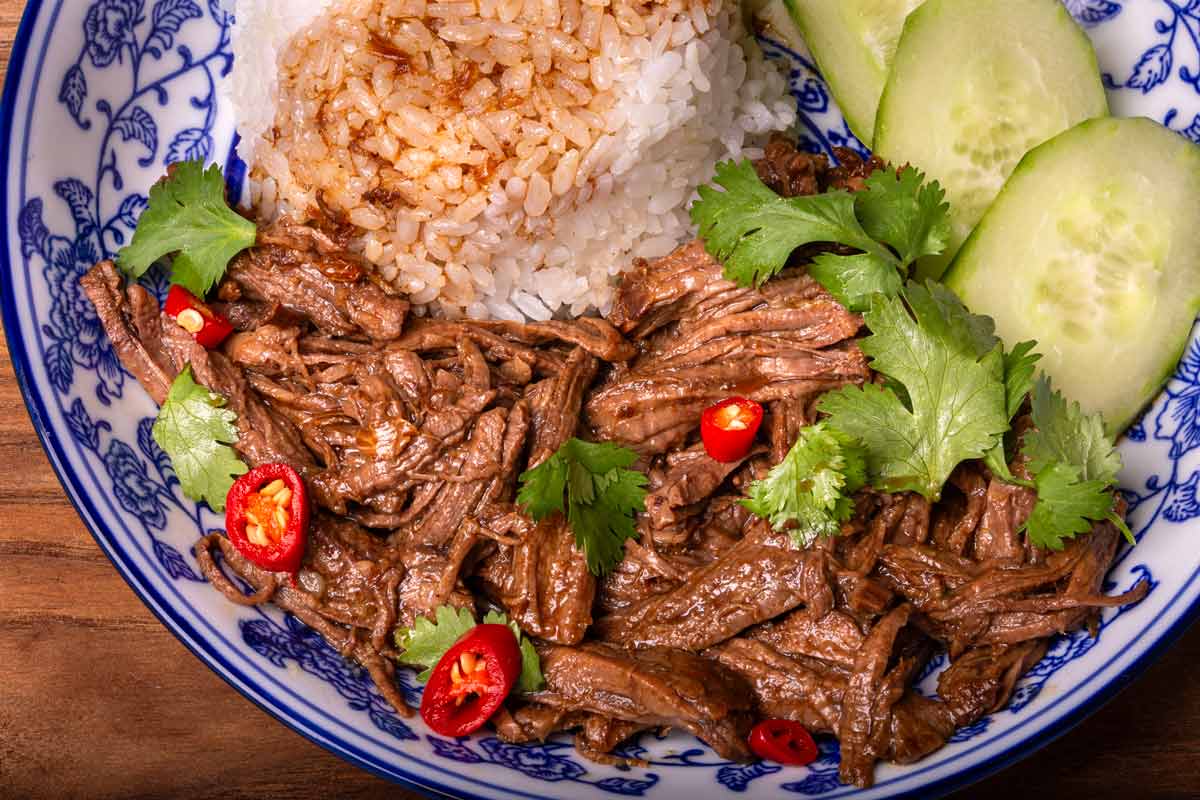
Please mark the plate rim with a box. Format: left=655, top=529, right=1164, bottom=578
left=1, top=2, right=1197, bottom=798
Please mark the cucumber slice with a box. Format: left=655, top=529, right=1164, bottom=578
left=945, top=117, right=1200, bottom=434
left=874, top=0, right=1108, bottom=279
left=785, top=0, right=925, bottom=146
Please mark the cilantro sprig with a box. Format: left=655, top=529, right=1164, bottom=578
left=808, top=284, right=1127, bottom=547
left=689, top=160, right=951, bottom=310
left=1025, top=376, right=1123, bottom=483
left=395, top=605, right=544, bottom=692
left=742, top=422, right=867, bottom=547
left=1024, top=464, right=1117, bottom=550
left=1019, top=377, right=1132, bottom=549
left=152, top=365, right=248, bottom=511
left=817, top=282, right=1012, bottom=500
left=395, top=606, right=475, bottom=681
left=517, top=438, right=647, bottom=576
left=812, top=295, right=1129, bottom=547
left=983, top=340, right=1042, bottom=480
left=117, top=160, right=256, bottom=297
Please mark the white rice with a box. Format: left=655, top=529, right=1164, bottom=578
left=225, top=0, right=795, bottom=320
left=228, top=0, right=334, bottom=161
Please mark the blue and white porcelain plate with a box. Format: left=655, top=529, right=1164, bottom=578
left=3, top=1, right=1200, bottom=797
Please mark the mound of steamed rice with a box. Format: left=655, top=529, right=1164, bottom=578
left=227, top=0, right=795, bottom=320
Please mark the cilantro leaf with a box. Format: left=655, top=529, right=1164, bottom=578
left=742, top=422, right=868, bottom=547
left=855, top=166, right=952, bottom=265
left=1015, top=375, right=1130, bottom=550
left=689, top=161, right=953, bottom=311
left=394, top=605, right=476, bottom=682
left=117, top=160, right=257, bottom=297
left=911, top=280, right=1000, bottom=358
left=394, top=606, right=545, bottom=691
left=1025, top=375, right=1122, bottom=484
left=483, top=611, right=545, bottom=693
left=983, top=340, right=1043, bottom=480
left=1001, top=341, right=1042, bottom=420
left=517, top=438, right=647, bottom=576
left=1022, top=463, right=1115, bottom=550
left=808, top=252, right=902, bottom=312
left=516, top=453, right=567, bottom=520
left=983, top=439, right=1020, bottom=484
left=818, top=282, right=1009, bottom=499
left=565, top=439, right=642, bottom=474
left=152, top=366, right=248, bottom=511
left=570, top=468, right=647, bottom=574
left=690, top=160, right=889, bottom=289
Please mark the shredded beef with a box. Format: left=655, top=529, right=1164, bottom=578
left=80, top=261, right=176, bottom=405
left=529, top=642, right=756, bottom=762
left=474, top=347, right=599, bottom=644
left=84, top=136, right=1148, bottom=790
left=595, top=521, right=827, bottom=650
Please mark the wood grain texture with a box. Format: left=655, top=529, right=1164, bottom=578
left=1, top=5, right=1198, bottom=798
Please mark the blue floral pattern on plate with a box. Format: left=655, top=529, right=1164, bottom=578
left=241, top=610, right=422, bottom=742
left=427, top=736, right=661, bottom=795
left=3, top=1, right=1200, bottom=798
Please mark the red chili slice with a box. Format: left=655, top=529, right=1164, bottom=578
left=700, top=397, right=764, bottom=463
left=748, top=719, right=818, bottom=766
left=420, top=624, right=522, bottom=737
left=225, top=463, right=309, bottom=581
left=165, top=285, right=234, bottom=349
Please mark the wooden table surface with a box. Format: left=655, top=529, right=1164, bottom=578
left=3, top=5, right=1200, bottom=799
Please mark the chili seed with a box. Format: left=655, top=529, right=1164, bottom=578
left=259, top=479, right=286, bottom=498
left=459, top=651, right=477, bottom=675
left=716, top=404, right=748, bottom=429
left=246, top=523, right=269, bottom=547
left=274, top=487, right=292, bottom=506
left=176, top=308, right=204, bottom=334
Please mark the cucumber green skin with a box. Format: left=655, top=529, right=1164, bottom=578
left=945, top=117, right=1200, bottom=434
left=785, top=0, right=924, bottom=147
left=874, top=0, right=1109, bottom=280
